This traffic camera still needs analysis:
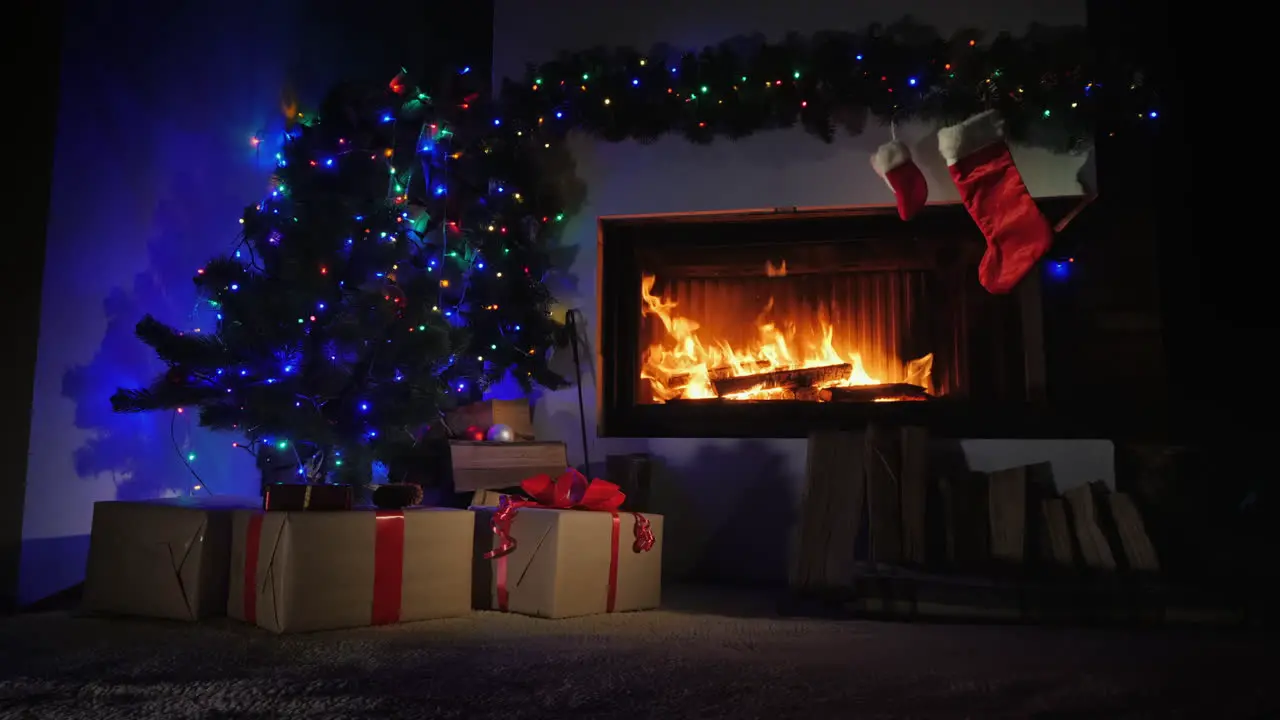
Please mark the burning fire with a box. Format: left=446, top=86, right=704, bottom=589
left=640, top=267, right=933, bottom=402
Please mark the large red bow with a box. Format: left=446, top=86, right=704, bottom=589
left=484, top=468, right=655, bottom=559
left=522, top=468, right=625, bottom=511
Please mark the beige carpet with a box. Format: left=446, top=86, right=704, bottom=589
left=0, top=588, right=1270, bottom=719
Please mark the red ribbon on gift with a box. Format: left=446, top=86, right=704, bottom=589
left=371, top=510, right=405, bottom=625
left=241, top=510, right=407, bottom=627
left=484, top=469, right=656, bottom=613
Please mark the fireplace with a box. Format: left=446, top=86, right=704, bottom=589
left=597, top=200, right=1087, bottom=438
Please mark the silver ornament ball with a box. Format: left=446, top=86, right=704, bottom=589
left=486, top=423, right=516, bottom=442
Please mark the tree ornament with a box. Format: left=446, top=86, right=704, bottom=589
left=485, top=423, right=516, bottom=443
left=465, top=425, right=486, bottom=441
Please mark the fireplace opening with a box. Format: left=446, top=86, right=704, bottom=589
left=598, top=202, right=1080, bottom=438
left=639, top=248, right=944, bottom=405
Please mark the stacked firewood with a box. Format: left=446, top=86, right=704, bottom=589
left=790, top=426, right=1161, bottom=591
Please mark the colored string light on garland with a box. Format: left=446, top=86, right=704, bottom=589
left=481, top=22, right=1158, bottom=151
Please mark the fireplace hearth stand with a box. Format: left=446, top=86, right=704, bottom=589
left=597, top=198, right=1094, bottom=441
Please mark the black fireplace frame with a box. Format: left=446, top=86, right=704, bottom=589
left=596, top=199, right=1104, bottom=440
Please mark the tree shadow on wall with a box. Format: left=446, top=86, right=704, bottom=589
left=547, top=308, right=594, bottom=387
left=60, top=190, right=222, bottom=501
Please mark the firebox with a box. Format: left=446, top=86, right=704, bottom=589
left=597, top=200, right=1084, bottom=439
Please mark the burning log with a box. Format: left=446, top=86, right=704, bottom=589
left=818, top=384, right=930, bottom=402
left=711, top=363, right=851, bottom=397
left=756, top=387, right=822, bottom=401
left=790, top=387, right=822, bottom=402
left=668, top=361, right=770, bottom=389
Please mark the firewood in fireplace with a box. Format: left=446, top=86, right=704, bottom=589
left=790, top=387, right=822, bottom=401
left=667, top=360, right=772, bottom=389
left=725, top=386, right=824, bottom=401
left=711, top=363, right=851, bottom=397
left=818, top=384, right=930, bottom=403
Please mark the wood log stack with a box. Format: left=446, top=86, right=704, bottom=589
left=791, top=425, right=934, bottom=589
left=790, top=425, right=1180, bottom=622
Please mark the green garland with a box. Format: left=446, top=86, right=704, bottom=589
left=478, top=19, right=1158, bottom=153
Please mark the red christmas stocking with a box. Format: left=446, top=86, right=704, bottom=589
left=871, top=140, right=928, bottom=221
left=937, top=111, right=1053, bottom=294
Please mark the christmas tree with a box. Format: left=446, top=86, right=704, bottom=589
left=110, top=71, right=569, bottom=485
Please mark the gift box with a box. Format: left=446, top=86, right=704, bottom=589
left=472, top=470, right=663, bottom=619
left=469, top=489, right=515, bottom=508
left=440, top=440, right=568, bottom=492
left=84, top=496, right=260, bottom=621
left=263, top=483, right=354, bottom=511
left=228, top=508, right=473, bottom=633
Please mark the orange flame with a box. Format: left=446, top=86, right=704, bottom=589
left=639, top=268, right=932, bottom=402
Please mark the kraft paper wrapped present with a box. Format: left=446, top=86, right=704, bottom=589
left=84, top=496, right=260, bottom=621
left=472, top=470, right=663, bottom=619
left=440, top=440, right=568, bottom=492
left=469, top=489, right=515, bottom=508
left=228, top=508, right=473, bottom=633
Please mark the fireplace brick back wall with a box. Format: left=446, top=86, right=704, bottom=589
left=491, top=0, right=1114, bottom=583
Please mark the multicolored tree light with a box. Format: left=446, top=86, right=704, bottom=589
left=112, top=73, right=569, bottom=485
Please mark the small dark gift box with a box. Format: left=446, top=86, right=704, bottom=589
left=263, top=484, right=354, bottom=511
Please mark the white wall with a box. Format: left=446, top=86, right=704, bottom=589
left=493, top=0, right=1112, bottom=583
